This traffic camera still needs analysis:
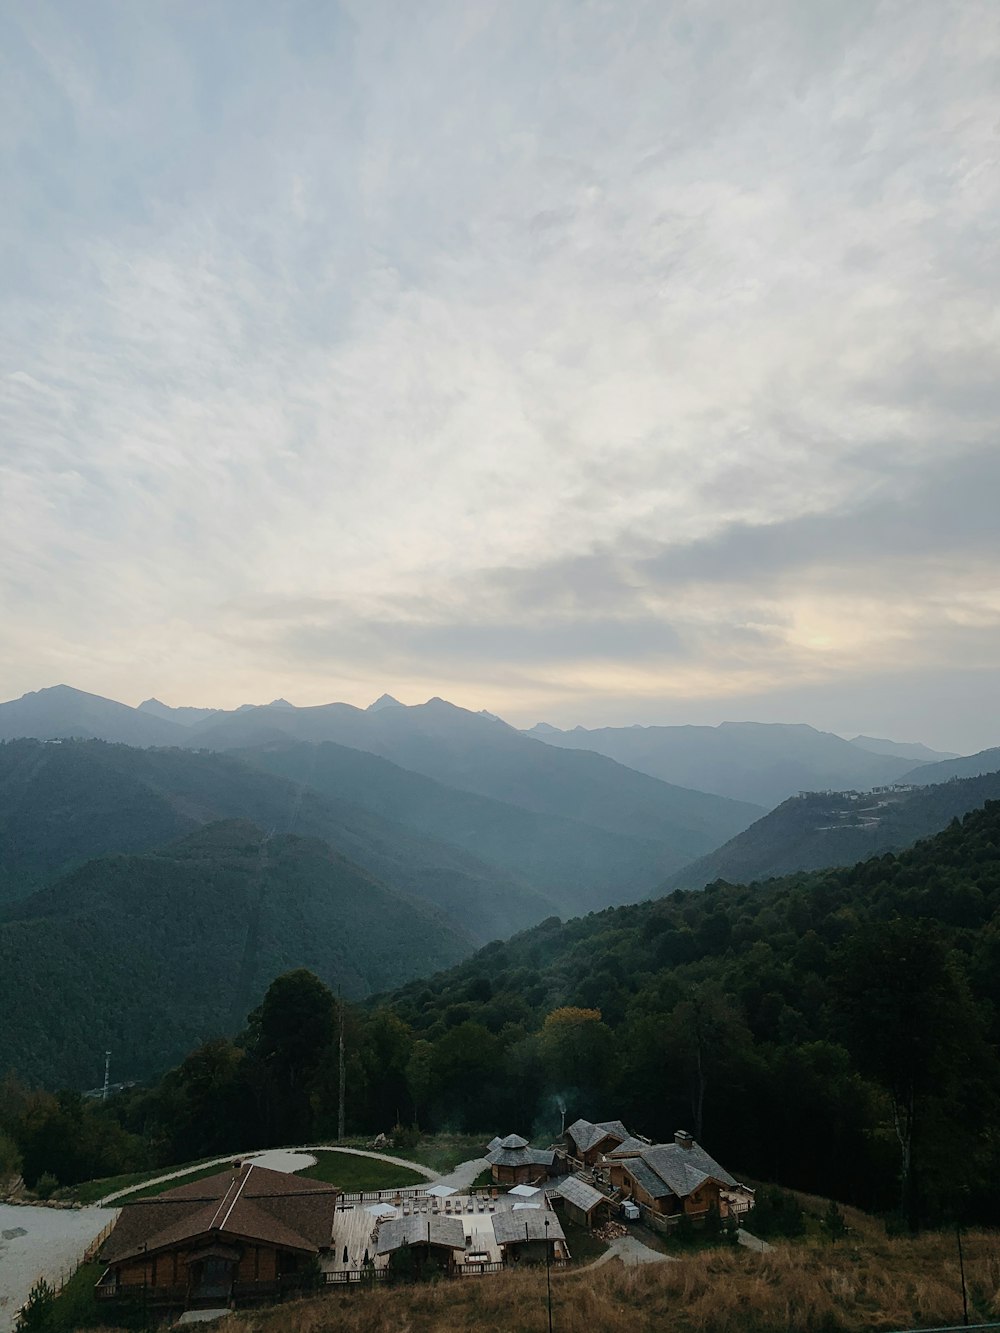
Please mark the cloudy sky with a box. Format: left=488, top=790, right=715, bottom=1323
left=2, top=1, right=998, bottom=751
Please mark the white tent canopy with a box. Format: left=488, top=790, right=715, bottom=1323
left=425, top=1184, right=457, bottom=1198
left=511, top=1201, right=542, bottom=1210
left=365, top=1203, right=400, bottom=1219
left=508, top=1185, right=540, bottom=1198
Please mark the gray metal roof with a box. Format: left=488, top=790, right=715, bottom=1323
left=492, top=1209, right=566, bottom=1246
left=552, top=1176, right=606, bottom=1214
left=565, top=1118, right=629, bottom=1154
left=375, top=1213, right=466, bottom=1255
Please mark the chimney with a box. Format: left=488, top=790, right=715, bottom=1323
left=674, top=1130, right=694, bottom=1150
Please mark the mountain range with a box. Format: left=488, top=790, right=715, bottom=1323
left=522, top=719, right=959, bottom=807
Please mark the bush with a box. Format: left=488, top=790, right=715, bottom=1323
left=391, top=1123, right=421, bottom=1152
left=823, top=1200, right=848, bottom=1240
left=33, top=1172, right=59, bottom=1201
left=746, top=1186, right=806, bottom=1239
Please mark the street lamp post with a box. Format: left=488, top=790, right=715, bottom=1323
left=545, top=1215, right=553, bottom=1333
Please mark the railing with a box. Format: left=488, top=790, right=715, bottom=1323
left=455, top=1261, right=505, bottom=1277
left=324, top=1268, right=389, bottom=1285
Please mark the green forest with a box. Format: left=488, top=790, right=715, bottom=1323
left=3, top=801, right=999, bottom=1233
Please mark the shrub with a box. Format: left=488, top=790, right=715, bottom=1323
left=33, top=1172, right=59, bottom=1201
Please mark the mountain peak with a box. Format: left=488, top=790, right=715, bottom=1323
left=367, top=693, right=403, bottom=712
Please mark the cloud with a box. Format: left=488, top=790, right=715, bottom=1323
left=1, top=1, right=999, bottom=751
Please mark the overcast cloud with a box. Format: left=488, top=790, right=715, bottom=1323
left=2, top=0, right=999, bottom=751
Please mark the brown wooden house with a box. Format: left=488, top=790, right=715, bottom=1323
left=563, top=1118, right=629, bottom=1166
left=96, top=1162, right=339, bottom=1311
left=608, top=1131, right=738, bottom=1220
left=485, top=1134, right=558, bottom=1186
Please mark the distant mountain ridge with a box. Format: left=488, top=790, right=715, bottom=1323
left=521, top=719, right=947, bottom=806
left=661, top=767, right=1000, bottom=890
left=849, top=735, right=958, bottom=763
left=901, top=746, right=1000, bottom=785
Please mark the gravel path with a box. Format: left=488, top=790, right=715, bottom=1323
left=581, top=1233, right=675, bottom=1269
left=433, top=1157, right=490, bottom=1190
left=97, top=1144, right=437, bottom=1205
left=0, top=1203, right=119, bottom=1333
left=737, top=1227, right=772, bottom=1253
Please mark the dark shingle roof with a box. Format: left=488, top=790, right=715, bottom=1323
left=492, top=1209, right=565, bottom=1246
left=620, top=1140, right=737, bottom=1201
left=565, top=1119, right=629, bottom=1154
left=100, top=1163, right=339, bottom=1265
left=375, top=1214, right=465, bottom=1255
left=552, top=1176, right=605, bottom=1214
left=486, top=1146, right=555, bottom=1169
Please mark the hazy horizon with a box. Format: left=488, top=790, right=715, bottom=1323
left=3, top=2, right=999, bottom=754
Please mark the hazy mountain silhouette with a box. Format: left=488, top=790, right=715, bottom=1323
left=522, top=719, right=934, bottom=806
left=900, top=745, right=1000, bottom=785
left=849, top=734, right=958, bottom=763
left=0, top=685, right=184, bottom=746
left=183, top=696, right=762, bottom=857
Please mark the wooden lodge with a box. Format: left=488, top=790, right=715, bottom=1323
left=563, top=1118, right=630, bottom=1167
left=607, top=1130, right=738, bottom=1221
left=95, top=1162, right=339, bottom=1311
left=485, top=1134, right=558, bottom=1186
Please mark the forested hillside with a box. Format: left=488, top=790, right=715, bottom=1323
left=30, top=799, right=996, bottom=1231
left=663, top=768, right=1000, bottom=889
left=0, top=821, right=470, bottom=1087
left=0, top=738, right=550, bottom=940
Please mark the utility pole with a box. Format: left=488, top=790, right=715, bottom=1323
left=545, top=1215, right=553, bottom=1333
left=338, top=990, right=346, bottom=1142
left=102, top=1050, right=111, bottom=1102
left=956, top=1222, right=969, bottom=1326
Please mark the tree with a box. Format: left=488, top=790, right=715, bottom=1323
left=250, top=970, right=337, bottom=1142
left=539, top=1008, right=614, bottom=1094
left=661, top=985, right=751, bottom=1139
left=836, top=919, right=982, bottom=1230
left=15, top=1278, right=55, bottom=1332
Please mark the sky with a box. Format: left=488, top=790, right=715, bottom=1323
left=2, top=1, right=999, bottom=753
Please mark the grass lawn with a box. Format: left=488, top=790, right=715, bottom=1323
left=399, top=1133, right=488, bottom=1172
left=65, top=1156, right=221, bottom=1204
left=49, top=1261, right=110, bottom=1330
left=296, top=1150, right=427, bottom=1191
left=112, top=1160, right=241, bottom=1202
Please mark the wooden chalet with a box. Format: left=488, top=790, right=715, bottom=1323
left=96, top=1162, right=339, bottom=1311
left=375, top=1214, right=466, bottom=1279
left=550, top=1174, right=612, bottom=1230
left=563, top=1118, right=629, bottom=1166
left=607, top=1130, right=737, bottom=1221
left=491, top=1207, right=566, bottom=1265
left=485, top=1134, right=558, bottom=1186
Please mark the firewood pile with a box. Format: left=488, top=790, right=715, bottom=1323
left=594, top=1219, right=629, bottom=1242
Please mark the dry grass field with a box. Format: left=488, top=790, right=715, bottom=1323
left=207, top=1229, right=1000, bottom=1333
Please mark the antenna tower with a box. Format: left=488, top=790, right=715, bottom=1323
left=102, top=1050, right=111, bottom=1102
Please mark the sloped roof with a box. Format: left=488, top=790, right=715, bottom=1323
left=101, top=1163, right=338, bottom=1265
left=565, top=1119, right=629, bottom=1154
left=642, top=1142, right=737, bottom=1195
left=499, top=1133, right=529, bottom=1149
left=492, top=1209, right=566, bottom=1246
left=486, top=1146, right=556, bottom=1169
left=620, top=1140, right=737, bottom=1200
left=552, top=1176, right=606, bottom=1214
left=375, top=1213, right=466, bottom=1255
left=605, top=1136, right=649, bottom=1159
